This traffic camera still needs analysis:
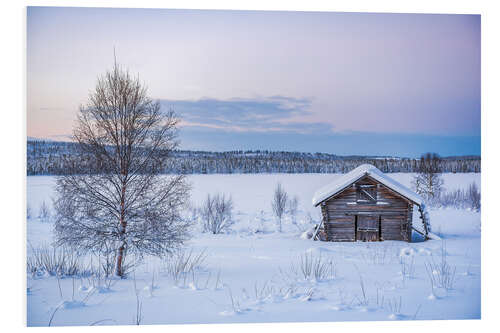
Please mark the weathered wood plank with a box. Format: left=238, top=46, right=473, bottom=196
left=382, top=224, right=402, bottom=228
left=381, top=235, right=403, bottom=240
left=327, top=229, right=355, bottom=234
left=343, top=204, right=406, bottom=209
left=326, top=223, right=355, bottom=228
left=327, top=216, right=355, bottom=222
left=320, top=175, right=417, bottom=242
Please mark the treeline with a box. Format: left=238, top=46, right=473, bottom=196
left=27, top=140, right=481, bottom=175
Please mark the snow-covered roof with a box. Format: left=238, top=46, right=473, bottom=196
left=312, top=164, right=423, bottom=207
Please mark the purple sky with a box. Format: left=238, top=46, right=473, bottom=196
left=27, top=7, right=480, bottom=156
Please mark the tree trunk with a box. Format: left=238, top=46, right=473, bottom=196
left=115, top=243, right=126, bottom=277
left=116, top=183, right=127, bottom=277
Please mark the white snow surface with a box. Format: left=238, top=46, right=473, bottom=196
left=312, top=164, right=423, bottom=207
left=26, top=173, right=480, bottom=326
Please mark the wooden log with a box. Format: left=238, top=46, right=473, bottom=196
left=326, top=222, right=355, bottom=228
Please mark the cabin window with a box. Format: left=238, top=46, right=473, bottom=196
left=356, top=184, right=377, bottom=204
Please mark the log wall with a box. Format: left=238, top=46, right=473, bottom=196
left=321, top=175, right=413, bottom=242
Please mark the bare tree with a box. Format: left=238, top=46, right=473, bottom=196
left=201, top=193, right=234, bottom=234
left=53, top=61, right=190, bottom=277
left=271, top=183, right=288, bottom=232
left=412, top=153, right=444, bottom=204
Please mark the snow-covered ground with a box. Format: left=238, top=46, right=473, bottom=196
left=26, top=173, right=481, bottom=326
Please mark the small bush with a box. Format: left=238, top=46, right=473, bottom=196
left=27, top=244, right=90, bottom=277
left=38, top=201, right=51, bottom=223
left=431, top=182, right=480, bottom=210
left=201, top=193, right=234, bottom=234
left=467, top=182, right=481, bottom=211
left=425, top=242, right=456, bottom=290
left=399, top=255, right=415, bottom=281
left=295, top=252, right=336, bottom=281
left=163, top=248, right=207, bottom=284
left=386, top=296, right=403, bottom=315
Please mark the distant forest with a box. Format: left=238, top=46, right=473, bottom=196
left=27, top=140, right=481, bottom=176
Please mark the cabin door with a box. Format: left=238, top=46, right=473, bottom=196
left=356, top=215, right=380, bottom=241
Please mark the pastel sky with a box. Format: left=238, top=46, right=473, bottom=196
left=27, top=7, right=480, bottom=157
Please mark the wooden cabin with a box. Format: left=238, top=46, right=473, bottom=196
left=312, top=164, right=430, bottom=242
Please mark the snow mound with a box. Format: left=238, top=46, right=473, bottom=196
left=399, top=247, right=415, bottom=258
left=60, top=300, right=86, bottom=309
left=418, top=248, right=432, bottom=256
left=87, top=286, right=112, bottom=294
left=388, top=313, right=406, bottom=320
left=328, top=304, right=351, bottom=311
left=300, top=229, right=314, bottom=239
left=305, top=247, right=333, bottom=255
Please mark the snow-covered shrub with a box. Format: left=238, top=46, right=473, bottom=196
left=436, top=189, right=464, bottom=208
left=433, top=182, right=480, bottom=210
left=467, top=182, right=481, bottom=211
left=38, top=201, right=51, bottom=223
left=201, top=193, right=234, bottom=234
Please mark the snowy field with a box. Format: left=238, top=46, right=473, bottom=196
left=26, top=173, right=481, bottom=326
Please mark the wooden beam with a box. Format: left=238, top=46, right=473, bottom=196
left=312, top=219, right=324, bottom=241
left=417, top=204, right=429, bottom=241
left=344, top=211, right=409, bottom=215
left=412, top=226, right=426, bottom=237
